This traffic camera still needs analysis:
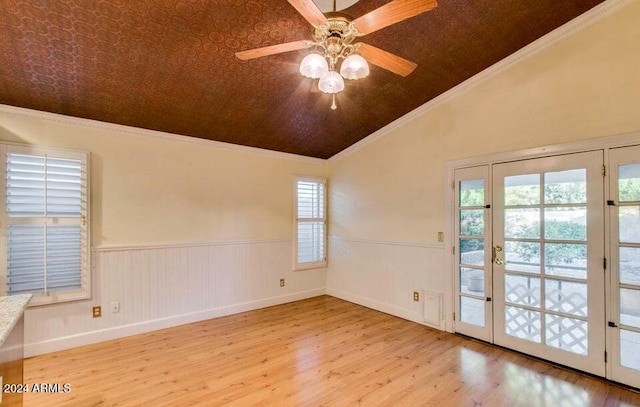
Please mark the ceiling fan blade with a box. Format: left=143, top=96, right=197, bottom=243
left=353, top=0, right=437, bottom=35
left=287, top=0, right=328, bottom=27
left=358, top=43, right=417, bottom=77
left=235, top=40, right=311, bottom=60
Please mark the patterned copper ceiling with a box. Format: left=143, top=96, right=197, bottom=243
left=0, top=0, right=603, bottom=159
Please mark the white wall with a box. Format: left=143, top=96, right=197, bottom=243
left=0, top=107, right=327, bottom=356
left=327, top=0, right=640, bottom=330
left=328, top=236, right=445, bottom=328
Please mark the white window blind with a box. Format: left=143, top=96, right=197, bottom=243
left=295, top=178, right=326, bottom=269
left=7, top=154, right=83, bottom=218
left=2, top=147, right=90, bottom=304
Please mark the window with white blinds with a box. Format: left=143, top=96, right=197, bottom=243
left=1, top=145, right=90, bottom=305
left=294, top=177, right=326, bottom=270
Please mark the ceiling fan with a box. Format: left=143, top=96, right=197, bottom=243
left=236, top=0, right=438, bottom=109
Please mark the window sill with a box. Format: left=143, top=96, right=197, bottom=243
left=26, top=289, right=90, bottom=307
left=294, top=261, right=327, bottom=271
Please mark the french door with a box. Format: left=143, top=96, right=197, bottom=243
left=454, top=166, right=493, bottom=342
left=492, top=151, right=605, bottom=376
left=608, top=145, right=640, bottom=387
left=454, top=150, right=612, bottom=379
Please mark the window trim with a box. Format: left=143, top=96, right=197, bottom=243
left=293, top=176, right=327, bottom=271
left=0, top=142, right=91, bottom=306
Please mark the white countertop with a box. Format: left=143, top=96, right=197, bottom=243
left=0, top=294, right=32, bottom=347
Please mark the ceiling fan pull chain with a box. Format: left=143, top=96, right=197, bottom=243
left=331, top=93, right=337, bottom=110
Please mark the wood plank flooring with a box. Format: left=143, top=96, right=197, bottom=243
left=23, top=296, right=640, bottom=406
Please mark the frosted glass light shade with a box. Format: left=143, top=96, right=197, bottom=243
left=318, top=71, right=345, bottom=94
left=340, top=54, right=369, bottom=80
left=299, top=53, right=329, bottom=79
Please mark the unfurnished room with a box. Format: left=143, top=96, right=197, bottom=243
left=0, top=0, right=640, bottom=406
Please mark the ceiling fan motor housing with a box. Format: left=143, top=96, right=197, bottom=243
left=312, top=14, right=360, bottom=64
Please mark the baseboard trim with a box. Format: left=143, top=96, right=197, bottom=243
left=25, top=288, right=325, bottom=357
left=326, top=287, right=443, bottom=330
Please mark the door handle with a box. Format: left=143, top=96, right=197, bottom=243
left=492, top=245, right=504, bottom=265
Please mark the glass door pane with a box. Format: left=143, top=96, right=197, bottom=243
left=454, top=166, right=492, bottom=342
left=500, top=169, right=591, bottom=354
left=609, top=147, right=640, bottom=388
left=493, top=151, right=605, bottom=377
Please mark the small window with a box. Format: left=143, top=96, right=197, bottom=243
left=294, top=177, right=326, bottom=270
left=1, top=144, right=90, bottom=305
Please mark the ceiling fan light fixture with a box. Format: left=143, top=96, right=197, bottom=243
left=236, top=0, right=435, bottom=109
left=299, top=53, right=329, bottom=79
left=318, top=71, right=345, bottom=94
left=340, top=54, right=369, bottom=80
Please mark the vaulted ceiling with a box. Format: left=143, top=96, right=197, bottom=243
left=0, top=0, right=603, bottom=159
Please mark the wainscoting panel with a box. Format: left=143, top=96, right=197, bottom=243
left=326, top=236, right=446, bottom=329
left=24, top=240, right=326, bottom=356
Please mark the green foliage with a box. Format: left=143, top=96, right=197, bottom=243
left=545, top=240, right=587, bottom=266
left=504, top=210, right=539, bottom=239
left=508, top=220, right=586, bottom=266
left=505, top=185, right=539, bottom=206
left=504, top=178, right=587, bottom=266
left=544, top=182, right=586, bottom=204
left=459, top=187, right=485, bottom=255
left=460, top=177, right=590, bottom=267
left=460, top=188, right=484, bottom=207
left=507, top=241, right=538, bottom=262
left=460, top=210, right=484, bottom=236
left=505, top=216, right=585, bottom=266
left=460, top=238, right=484, bottom=252
left=619, top=178, right=640, bottom=202
left=545, top=217, right=586, bottom=241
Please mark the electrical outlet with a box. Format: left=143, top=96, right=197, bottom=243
left=280, top=278, right=285, bottom=287
left=92, top=305, right=102, bottom=318
left=437, top=232, right=444, bottom=242
left=413, top=291, right=420, bottom=302
left=111, top=301, right=120, bottom=313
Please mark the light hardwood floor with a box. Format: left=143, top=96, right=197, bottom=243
left=24, top=296, right=640, bottom=406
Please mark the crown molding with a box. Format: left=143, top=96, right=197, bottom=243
left=328, top=0, right=631, bottom=163
left=0, top=104, right=326, bottom=165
